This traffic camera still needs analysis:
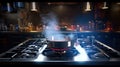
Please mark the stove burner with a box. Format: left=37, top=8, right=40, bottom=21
left=0, top=38, right=120, bottom=62
left=18, top=53, right=36, bottom=58
left=89, top=52, right=109, bottom=60
left=42, top=48, right=79, bottom=57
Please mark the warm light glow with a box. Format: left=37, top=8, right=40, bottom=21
left=48, top=2, right=51, bottom=5
left=31, top=2, right=37, bottom=11
left=117, top=2, right=120, bottom=5
left=85, top=2, right=91, bottom=11
left=102, top=2, right=108, bottom=9
left=59, top=5, right=63, bottom=9
left=7, top=3, right=10, bottom=12
left=30, top=31, right=38, bottom=32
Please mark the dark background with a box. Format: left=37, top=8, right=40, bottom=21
left=0, top=2, right=120, bottom=30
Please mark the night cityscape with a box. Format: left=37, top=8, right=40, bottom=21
left=0, top=1, right=120, bottom=66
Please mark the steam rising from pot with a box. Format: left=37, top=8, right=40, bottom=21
left=41, top=12, right=65, bottom=41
